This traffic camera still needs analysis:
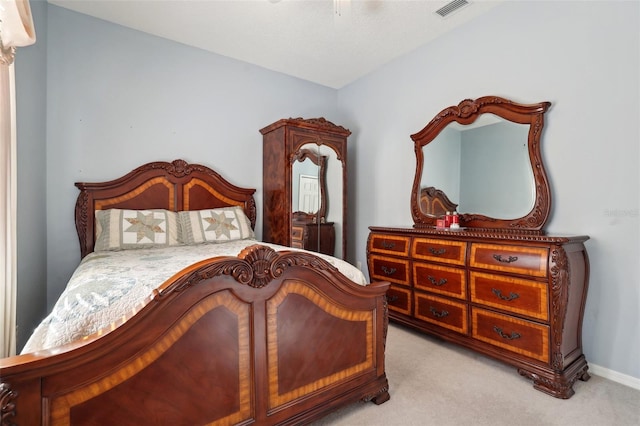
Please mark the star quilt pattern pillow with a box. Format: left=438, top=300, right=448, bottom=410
left=95, top=209, right=181, bottom=251
left=178, top=206, right=255, bottom=245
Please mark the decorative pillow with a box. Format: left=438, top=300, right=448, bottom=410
left=179, top=206, right=255, bottom=245
left=94, top=209, right=181, bottom=251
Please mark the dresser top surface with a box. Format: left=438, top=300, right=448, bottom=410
left=369, top=226, right=589, bottom=244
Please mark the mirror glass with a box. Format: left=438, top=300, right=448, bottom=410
left=292, top=150, right=325, bottom=216
left=411, top=96, right=551, bottom=231
left=291, top=143, right=343, bottom=257
left=420, top=114, right=534, bottom=219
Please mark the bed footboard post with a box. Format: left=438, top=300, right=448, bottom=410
left=1, top=378, right=41, bottom=426
left=0, top=381, right=17, bottom=425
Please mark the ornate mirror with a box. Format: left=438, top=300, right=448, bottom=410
left=411, top=96, right=551, bottom=231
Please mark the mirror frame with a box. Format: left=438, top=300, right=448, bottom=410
left=291, top=148, right=328, bottom=221
left=410, top=96, right=552, bottom=231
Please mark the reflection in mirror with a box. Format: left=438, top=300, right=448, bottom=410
left=421, top=114, right=535, bottom=219
left=411, top=96, right=552, bottom=231
left=297, top=174, right=319, bottom=213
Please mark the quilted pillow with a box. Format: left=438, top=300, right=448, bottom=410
left=179, top=206, right=255, bottom=245
left=95, top=209, right=181, bottom=251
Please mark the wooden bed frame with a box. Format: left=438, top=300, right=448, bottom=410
left=0, top=159, right=390, bottom=425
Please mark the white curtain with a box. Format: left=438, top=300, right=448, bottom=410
left=0, top=0, right=36, bottom=357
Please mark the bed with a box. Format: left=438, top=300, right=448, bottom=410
left=0, top=159, right=390, bottom=425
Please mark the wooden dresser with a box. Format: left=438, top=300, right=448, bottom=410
left=291, top=219, right=335, bottom=255
left=367, top=226, right=590, bottom=399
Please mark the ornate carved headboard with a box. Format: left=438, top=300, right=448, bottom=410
left=74, top=159, right=257, bottom=258
left=419, top=186, right=458, bottom=217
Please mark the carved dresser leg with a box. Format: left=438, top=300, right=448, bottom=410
left=371, top=389, right=391, bottom=405
left=361, top=382, right=391, bottom=405
left=517, top=367, right=589, bottom=399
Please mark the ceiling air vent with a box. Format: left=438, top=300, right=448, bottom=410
left=435, top=0, right=470, bottom=18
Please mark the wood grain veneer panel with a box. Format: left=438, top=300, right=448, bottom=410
left=94, top=177, right=175, bottom=211
left=414, top=262, right=466, bottom=299
left=368, top=254, right=410, bottom=285
left=470, top=243, right=548, bottom=277
left=472, top=308, right=549, bottom=363
left=50, top=292, right=252, bottom=426
left=387, top=285, right=411, bottom=315
left=266, top=280, right=374, bottom=409
left=368, top=234, right=410, bottom=256
left=470, top=271, right=548, bottom=321
left=414, top=293, right=467, bottom=334
left=183, top=178, right=245, bottom=211
left=412, top=238, right=466, bottom=265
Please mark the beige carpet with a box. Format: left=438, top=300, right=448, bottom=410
left=314, top=323, right=640, bottom=426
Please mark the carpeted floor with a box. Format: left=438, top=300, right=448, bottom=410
left=313, top=323, right=640, bottom=426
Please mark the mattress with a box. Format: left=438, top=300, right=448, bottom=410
left=21, top=240, right=366, bottom=354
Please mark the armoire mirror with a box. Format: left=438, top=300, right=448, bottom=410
left=410, top=96, right=552, bottom=231
left=292, top=147, right=328, bottom=222
left=291, top=142, right=344, bottom=257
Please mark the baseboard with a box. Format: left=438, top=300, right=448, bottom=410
left=590, top=363, right=640, bottom=391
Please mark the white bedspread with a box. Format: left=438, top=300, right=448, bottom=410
left=21, top=240, right=366, bottom=354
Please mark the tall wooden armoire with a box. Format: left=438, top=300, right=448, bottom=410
left=261, top=117, right=349, bottom=259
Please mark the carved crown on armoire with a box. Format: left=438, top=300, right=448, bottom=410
left=261, top=117, right=349, bottom=259
left=367, top=96, right=591, bottom=399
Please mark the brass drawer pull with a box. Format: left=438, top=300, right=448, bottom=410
left=381, top=241, right=396, bottom=249
left=493, top=326, right=521, bottom=340
left=491, top=288, right=519, bottom=301
left=429, top=247, right=447, bottom=255
left=381, top=266, right=397, bottom=276
left=429, top=306, right=449, bottom=318
left=493, top=254, right=518, bottom=263
left=428, top=275, right=448, bottom=286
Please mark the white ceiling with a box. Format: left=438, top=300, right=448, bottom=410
left=48, top=0, right=503, bottom=89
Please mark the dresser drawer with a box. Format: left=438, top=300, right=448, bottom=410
left=369, top=255, right=410, bottom=285
left=414, top=262, right=466, bottom=300
left=470, top=272, right=548, bottom=321
left=387, top=285, right=412, bottom=316
left=369, top=233, right=410, bottom=256
left=291, top=225, right=304, bottom=241
left=472, top=308, right=549, bottom=363
left=412, top=238, right=466, bottom=265
left=470, top=243, right=548, bottom=277
left=415, top=294, right=467, bottom=335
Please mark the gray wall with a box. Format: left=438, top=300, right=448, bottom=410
left=15, top=0, right=47, bottom=350
left=15, top=1, right=639, bottom=384
left=339, top=1, right=639, bottom=381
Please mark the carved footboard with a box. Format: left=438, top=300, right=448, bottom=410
left=0, top=245, right=390, bottom=425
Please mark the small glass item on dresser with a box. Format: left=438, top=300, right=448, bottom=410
left=450, top=211, right=460, bottom=229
